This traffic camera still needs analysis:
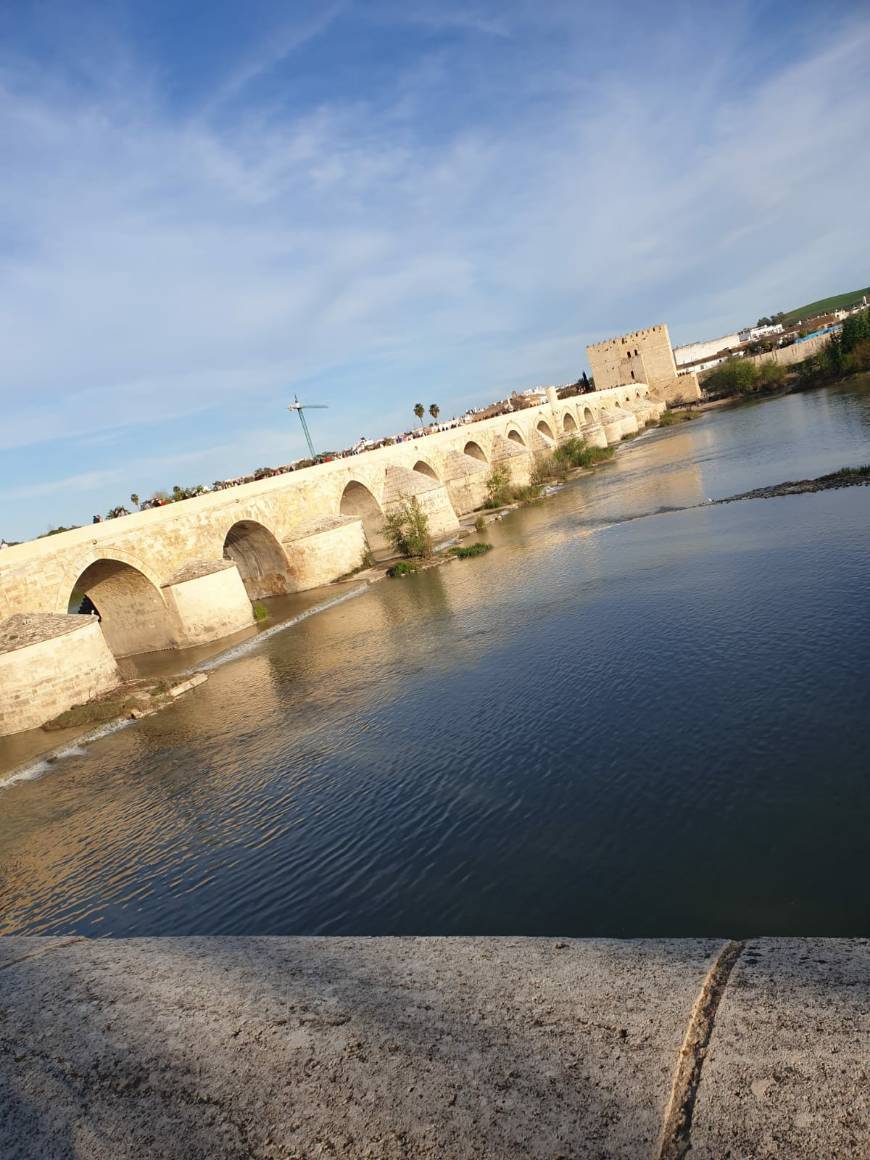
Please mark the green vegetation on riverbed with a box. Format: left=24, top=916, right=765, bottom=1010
left=387, top=560, right=417, bottom=577
left=383, top=495, right=433, bottom=558
left=818, top=464, right=870, bottom=483
left=449, top=542, right=493, bottom=558
left=483, top=465, right=516, bottom=508
left=658, top=408, right=700, bottom=426
left=484, top=440, right=614, bottom=507
left=44, top=695, right=140, bottom=731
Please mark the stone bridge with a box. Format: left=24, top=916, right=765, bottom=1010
left=0, top=385, right=663, bottom=734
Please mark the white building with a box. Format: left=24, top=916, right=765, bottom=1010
left=738, top=323, right=784, bottom=343
left=673, top=333, right=741, bottom=367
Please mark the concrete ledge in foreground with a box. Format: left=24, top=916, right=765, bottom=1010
left=0, top=937, right=866, bottom=1158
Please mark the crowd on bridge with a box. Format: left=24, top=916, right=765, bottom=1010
left=7, top=374, right=595, bottom=545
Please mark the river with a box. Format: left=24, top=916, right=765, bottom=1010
left=1, top=379, right=869, bottom=937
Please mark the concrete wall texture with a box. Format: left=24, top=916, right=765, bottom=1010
left=0, top=936, right=865, bottom=1159
left=587, top=324, right=702, bottom=403
left=0, top=386, right=665, bottom=734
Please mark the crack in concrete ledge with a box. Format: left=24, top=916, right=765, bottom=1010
left=657, top=939, right=745, bottom=1160
left=0, top=936, right=85, bottom=971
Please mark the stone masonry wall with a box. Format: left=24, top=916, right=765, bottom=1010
left=0, top=617, right=120, bottom=734
left=587, top=325, right=700, bottom=403
left=746, top=331, right=833, bottom=370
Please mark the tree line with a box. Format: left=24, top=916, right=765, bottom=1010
left=705, top=307, right=870, bottom=397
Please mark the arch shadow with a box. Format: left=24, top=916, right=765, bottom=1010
left=68, top=559, right=176, bottom=657
left=412, top=459, right=439, bottom=481
left=463, top=441, right=488, bottom=463
left=340, top=480, right=389, bottom=555
left=224, top=520, right=293, bottom=600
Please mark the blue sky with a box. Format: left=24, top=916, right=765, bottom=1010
left=2, top=0, right=869, bottom=540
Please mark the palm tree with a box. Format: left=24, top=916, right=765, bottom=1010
left=130, top=493, right=140, bottom=509
left=428, top=403, right=440, bottom=423
left=413, top=402, right=425, bottom=426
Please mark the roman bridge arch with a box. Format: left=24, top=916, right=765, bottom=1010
left=339, top=478, right=389, bottom=555
left=222, top=519, right=294, bottom=600
left=411, top=457, right=440, bottom=481
left=62, top=552, right=178, bottom=657
left=463, top=439, right=488, bottom=464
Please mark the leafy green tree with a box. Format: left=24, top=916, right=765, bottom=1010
left=707, top=357, right=757, bottom=395
left=757, top=361, right=786, bottom=389
left=383, top=495, right=432, bottom=558
left=841, top=308, right=870, bottom=354
left=413, top=402, right=425, bottom=425
left=130, top=493, right=140, bottom=508
left=484, top=464, right=514, bottom=508
left=428, top=403, right=440, bottom=422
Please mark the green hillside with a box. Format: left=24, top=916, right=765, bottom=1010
left=782, top=286, right=870, bottom=324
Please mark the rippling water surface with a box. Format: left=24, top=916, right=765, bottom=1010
left=2, top=381, right=869, bottom=937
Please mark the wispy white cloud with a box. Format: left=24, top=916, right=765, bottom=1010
left=203, top=2, right=346, bottom=113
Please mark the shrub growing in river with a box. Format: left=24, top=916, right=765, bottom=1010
left=387, top=560, right=417, bottom=577
left=383, top=495, right=432, bottom=558
left=532, top=439, right=614, bottom=486
left=483, top=464, right=514, bottom=508
left=530, top=454, right=564, bottom=487
left=449, top=542, right=493, bottom=558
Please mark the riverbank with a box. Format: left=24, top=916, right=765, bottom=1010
left=1, top=935, right=865, bottom=1159
left=698, top=365, right=869, bottom=409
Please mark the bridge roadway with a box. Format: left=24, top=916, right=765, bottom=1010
left=0, top=935, right=866, bottom=1158
left=0, top=385, right=664, bottom=734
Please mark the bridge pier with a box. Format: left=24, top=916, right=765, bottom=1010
left=0, top=613, right=121, bottom=734
left=490, top=434, right=532, bottom=489
left=382, top=467, right=460, bottom=545
left=599, top=406, right=638, bottom=443
left=441, top=451, right=490, bottom=515
left=583, top=420, right=609, bottom=448
left=160, top=560, right=254, bottom=648
left=283, top=516, right=367, bottom=589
